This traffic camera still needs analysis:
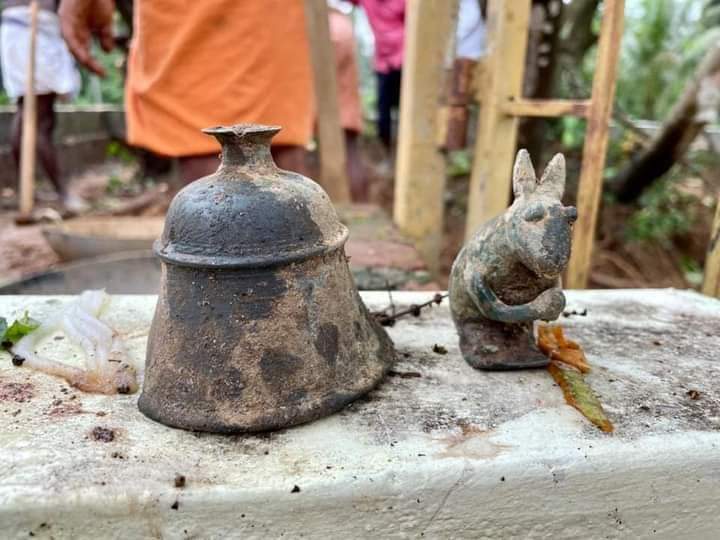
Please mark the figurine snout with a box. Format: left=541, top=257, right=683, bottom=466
left=534, top=210, right=573, bottom=277
left=564, top=206, right=578, bottom=223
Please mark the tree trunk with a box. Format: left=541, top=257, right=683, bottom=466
left=614, top=43, right=720, bottom=203
left=558, top=0, right=601, bottom=66
left=518, top=0, right=599, bottom=160
left=518, top=0, right=564, bottom=159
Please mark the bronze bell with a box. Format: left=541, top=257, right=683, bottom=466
left=138, top=124, right=395, bottom=433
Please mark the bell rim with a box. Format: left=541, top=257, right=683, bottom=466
left=201, top=123, right=282, bottom=137
left=153, top=225, right=349, bottom=269
left=137, top=370, right=389, bottom=434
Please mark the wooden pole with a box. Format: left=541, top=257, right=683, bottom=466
left=501, top=98, right=591, bottom=118
left=464, top=0, right=531, bottom=238
left=19, top=0, right=39, bottom=217
left=703, top=199, right=720, bottom=298
left=394, top=0, right=457, bottom=274
left=565, top=0, right=625, bottom=289
left=304, top=0, right=351, bottom=204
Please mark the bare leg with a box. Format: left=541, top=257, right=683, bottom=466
left=11, top=94, right=66, bottom=199
left=35, top=93, right=64, bottom=198
left=177, top=154, right=220, bottom=187
left=345, top=130, right=368, bottom=202
left=10, top=98, right=22, bottom=193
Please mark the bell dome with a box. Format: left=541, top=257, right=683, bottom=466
left=155, top=124, right=348, bottom=268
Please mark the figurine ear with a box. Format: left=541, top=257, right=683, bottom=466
left=512, top=149, right=537, bottom=198
left=538, top=153, right=566, bottom=199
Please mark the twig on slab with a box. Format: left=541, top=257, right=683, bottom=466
left=373, top=293, right=448, bottom=327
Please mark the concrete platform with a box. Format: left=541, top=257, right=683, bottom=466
left=0, top=289, right=719, bottom=539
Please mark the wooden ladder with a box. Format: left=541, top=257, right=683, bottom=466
left=394, top=0, right=625, bottom=288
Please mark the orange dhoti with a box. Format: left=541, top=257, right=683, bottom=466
left=125, top=0, right=314, bottom=156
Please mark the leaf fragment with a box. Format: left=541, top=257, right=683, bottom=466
left=538, top=324, right=591, bottom=373
left=1, top=312, right=40, bottom=345
left=548, top=362, right=614, bottom=433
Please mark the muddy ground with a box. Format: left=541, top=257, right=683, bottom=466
left=0, top=161, right=159, bottom=285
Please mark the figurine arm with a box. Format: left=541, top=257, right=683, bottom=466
left=469, top=274, right=565, bottom=323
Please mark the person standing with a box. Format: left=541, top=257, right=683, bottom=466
left=328, top=4, right=367, bottom=201
left=59, top=0, right=315, bottom=186
left=351, top=0, right=405, bottom=152
left=1, top=0, right=82, bottom=209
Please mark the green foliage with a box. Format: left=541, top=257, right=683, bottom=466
left=555, top=0, right=714, bottom=163
left=75, top=45, right=126, bottom=105
left=74, top=12, right=130, bottom=105
left=106, top=141, right=135, bottom=164
left=0, top=312, right=40, bottom=346
left=680, top=255, right=704, bottom=286
left=625, top=175, right=697, bottom=245
left=559, top=117, right=585, bottom=150
left=446, top=149, right=472, bottom=178
left=105, top=175, right=125, bottom=195
left=615, top=0, right=708, bottom=121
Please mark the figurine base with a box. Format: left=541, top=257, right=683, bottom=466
left=456, top=318, right=549, bottom=370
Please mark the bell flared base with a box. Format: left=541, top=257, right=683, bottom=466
left=138, top=251, right=395, bottom=433
left=138, top=364, right=389, bottom=434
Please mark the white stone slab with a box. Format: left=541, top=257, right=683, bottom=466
left=0, top=289, right=719, bottom=539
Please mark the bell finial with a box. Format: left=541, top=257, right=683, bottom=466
left=202, top=124, right=282, bottom=168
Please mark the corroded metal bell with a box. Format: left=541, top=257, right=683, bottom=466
left=138, top=124, right=395, bottom=433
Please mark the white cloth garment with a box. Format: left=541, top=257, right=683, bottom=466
left=0, top=5, right=81, bottom=99
left=456, top=0, right=486, bottom=60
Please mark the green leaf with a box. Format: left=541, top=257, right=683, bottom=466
left=446, top=150, right=472, bottom=178
left=548, top=363, right=614, bottom=433
left=2, top=311, right=40, bottom=345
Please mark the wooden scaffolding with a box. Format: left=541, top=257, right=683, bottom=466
left=394, top=0, right=626, bottom=289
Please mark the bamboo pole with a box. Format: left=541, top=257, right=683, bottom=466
left=702, top=199, right=720, bottom=298
left=19, top=0, right=39, bottom=217
left=565, top=0, right=625, bottom=289
left=393, top=0, right=458, bottom=274
left=304, top=0, right=351, bottom=204
left=464, top=0, right=531, bottom=238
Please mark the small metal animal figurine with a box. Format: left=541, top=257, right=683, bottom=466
left=449, top=150, right=577, bottom=370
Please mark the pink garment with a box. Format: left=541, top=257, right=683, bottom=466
left=329, top=9, right=363, bottom=133
left=352, top=0, right=405, bottom=73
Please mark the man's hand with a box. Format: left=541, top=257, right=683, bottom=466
left=59, top=0, right=116, bottom=77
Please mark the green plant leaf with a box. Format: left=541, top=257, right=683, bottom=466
left=548, top=363, right=614, bottom=433
left=446, top=150, right=472, bottom=178
left=2, top=312, right=40, bottom=345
